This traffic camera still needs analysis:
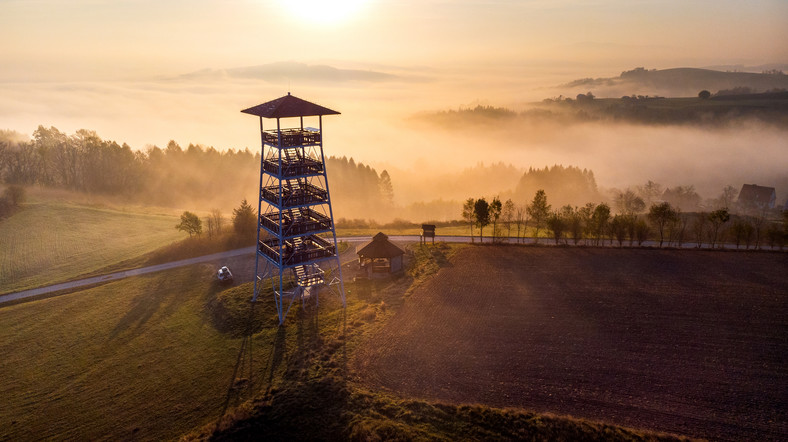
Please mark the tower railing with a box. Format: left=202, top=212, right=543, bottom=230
left=259, top=207, right=332, bottom=237
left=262, top=156, right=324, bottom=178
left=261, top=182, right=328, bottom=208
left=263, top=128, right=321, bottom=147
left=258, top=235, right=336, bottom=267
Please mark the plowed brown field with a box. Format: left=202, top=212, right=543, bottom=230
left=353, top=246, right=788, bottom=441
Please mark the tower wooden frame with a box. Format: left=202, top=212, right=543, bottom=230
left=242, top=94, right=346, bottom=325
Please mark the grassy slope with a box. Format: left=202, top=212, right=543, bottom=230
left=0, top=243, right=684, bottom=441
left=0, top=195, right=183, bottom=294
left=0, top=265, right=241, bottom=440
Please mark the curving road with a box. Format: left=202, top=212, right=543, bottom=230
left=0, top=234, right=757, bottom=306
left=0, top=236, right=394, bottom=305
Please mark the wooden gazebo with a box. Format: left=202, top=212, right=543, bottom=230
left=357, top=232, right=405, bottom=276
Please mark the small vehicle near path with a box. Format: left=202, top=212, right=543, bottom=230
left=217, top=266, right=233, bottom=284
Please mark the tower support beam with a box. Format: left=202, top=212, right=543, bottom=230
left=242, top=94, right=345, bottom=325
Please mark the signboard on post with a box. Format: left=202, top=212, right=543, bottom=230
left=421, top=224, right=436, bottom=245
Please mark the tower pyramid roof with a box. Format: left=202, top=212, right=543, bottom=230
left=241, top=93, right=340, bottom=118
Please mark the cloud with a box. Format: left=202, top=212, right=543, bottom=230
left=174, top=62, right=427, bottom=84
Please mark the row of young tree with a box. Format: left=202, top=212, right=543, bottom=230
left=175, top=199, right=258, bottom=240
left=462, top=189, right=787, bottom=249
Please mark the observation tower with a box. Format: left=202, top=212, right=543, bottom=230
left=242, top=93, right=346, bottom=325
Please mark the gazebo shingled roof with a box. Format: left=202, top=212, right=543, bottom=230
left=357, top=232, right=405, bottom=259
left=240, top=93, right=340, bottom=119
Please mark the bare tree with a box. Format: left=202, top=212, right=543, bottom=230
left=750, top=207, right=768, bottom=249
left=205, top=216, right=215, bottom=238
left=626, top=214, right=638, bottom=246
left=730, top=218, right=754, bottom=249
left=668, top=210, right=689, bottom=247
left=462, top=198, right=475, bottom=241
left=502, top=198, right=515, bottom=241
left=718, top=185, right=738, bottom=210
left=210, top=209, right=224, bottom=235
left=578, top=202, right=596, bottom=245
left=693, top=212, right=708, bottom=248
left=591, top=203, right=611, bottom=245
left=546, top=210, right=567, bottom=245
left=708, top=208, right=730, bottom=248
left=610, top=214, right=628, bottom=247
left=635, top=219, right=651, bottom=245
left=489, top=197, right=502, bottom=241
left=614, top=189, right=645, bottom=215
left=565, top=206, right=583, bottom=245
left=636, top=180, right=663, bottom=207
left=514, top=205, right=527, bottom=243
left=648, top=202, right=679, bottom=247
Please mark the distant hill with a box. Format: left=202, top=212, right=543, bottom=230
left=177, top=61, right=402, bottom=83
left=419, top=92, right=788, bottom=128
left=559, top=67, right=788, bottom=97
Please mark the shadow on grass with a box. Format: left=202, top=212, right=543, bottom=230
left=212, top=325, right=353, bottom=440
left=218, top=300, right=268, bottom=422
left=109, top=267, right=206, bottom=342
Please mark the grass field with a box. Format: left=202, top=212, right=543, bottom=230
left=0, top=191, right=184, bottom=294
left=0, top=258, right=359, bottom=440
left=354, top=246, right=788, bottom=441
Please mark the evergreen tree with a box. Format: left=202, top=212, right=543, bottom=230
left=232, top=199, right=257, bottom=238
left=379, top=170, right=394, bottom=204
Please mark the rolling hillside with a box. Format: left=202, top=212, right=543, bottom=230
left=0, top=190, right=183, bottom=294
left=559, top=67, right=788, bottom=97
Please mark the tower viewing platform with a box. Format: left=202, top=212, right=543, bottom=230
left=242, top=93, right=345, bottom=325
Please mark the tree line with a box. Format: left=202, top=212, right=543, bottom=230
left=174, top=199, right=257, bottom=240
left=463, top=184, right=787, bottom=250
left=0, top=126, right=392, bottom=219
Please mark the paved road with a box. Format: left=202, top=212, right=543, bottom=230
left=0, top=247, right=256, bottom=304
left=0, top=236, right=390, bottom=305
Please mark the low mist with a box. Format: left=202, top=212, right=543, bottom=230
left=2, top=63, right=786, bottom=222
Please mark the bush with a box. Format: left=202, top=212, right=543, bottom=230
left=0, top=184, right=25, bottom=219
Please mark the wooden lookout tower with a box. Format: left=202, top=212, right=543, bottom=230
left=242, top=93, right=346, bottom=325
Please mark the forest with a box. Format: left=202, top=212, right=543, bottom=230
left=423, top=90, right=788, bottom=128
left=0, top=126, right=392, bottom=219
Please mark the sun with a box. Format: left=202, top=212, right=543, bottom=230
left=278, top=0, right=368, bottom=25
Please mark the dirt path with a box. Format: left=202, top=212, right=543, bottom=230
left=353, top=246, right=788, bottom=441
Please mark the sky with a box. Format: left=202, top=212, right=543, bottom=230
left=2, top=0, right=787, bottom=80
left=1, top=0, right=787, bottom=200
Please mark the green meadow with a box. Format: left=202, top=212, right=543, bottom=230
left=0, top=192, right=184, bottom=294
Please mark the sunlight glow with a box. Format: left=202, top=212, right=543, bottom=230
left=277, top=0, right=368, bottom=25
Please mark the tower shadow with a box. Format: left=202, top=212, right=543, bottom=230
left=217, top=300, right=264, bottom=422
